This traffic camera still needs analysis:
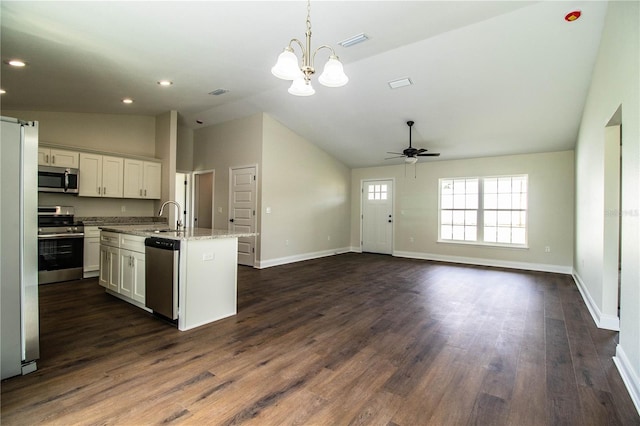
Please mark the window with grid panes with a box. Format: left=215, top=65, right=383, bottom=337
left=439, top=175, right=528, bottom=246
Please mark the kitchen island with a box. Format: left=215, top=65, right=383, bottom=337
left=99, top=225, right=257, bottom=331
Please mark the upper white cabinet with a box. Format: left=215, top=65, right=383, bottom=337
left=79, top=153, right=123, bottom=198
left=123, top=159, right=161, bottom=199
left=38, top=148, right=79, bottom=168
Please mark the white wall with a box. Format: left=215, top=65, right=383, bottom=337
left=260, top=114, right=351, bottom=267
left=351, top=150, right=574, bottom=273
left=574, top=0, right=640, bottom=411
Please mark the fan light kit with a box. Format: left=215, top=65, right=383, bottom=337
left=271, top=0, right=348, bottom=96
left=385, top=120, right=441, bottom=163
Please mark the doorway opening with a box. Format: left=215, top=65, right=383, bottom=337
left=192, top=170, right=215, bottom=229
left=175, top=172, right=191, bottom=228
left=604, top=105, right=622, bottom=324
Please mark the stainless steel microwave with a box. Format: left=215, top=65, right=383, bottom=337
left=38, top=166, right=79, bottom=193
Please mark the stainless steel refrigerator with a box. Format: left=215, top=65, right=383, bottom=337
left=1, top=116, right=40, bottom=379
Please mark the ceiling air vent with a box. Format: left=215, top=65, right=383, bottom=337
left=338, top=33, right=369, bottom=48
left=388, top=78, right=413, bottom=89
left=209, top=88, right=229, bottom=96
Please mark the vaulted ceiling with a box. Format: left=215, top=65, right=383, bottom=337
left=1, top=1, right=607, bottom=168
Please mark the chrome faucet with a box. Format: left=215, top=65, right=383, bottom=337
left=158, top=200, right=183, bottom=231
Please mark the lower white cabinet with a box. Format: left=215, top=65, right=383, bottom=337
left=83, top=226, right=100, bottom=278
left=99, top=231, right=146, bottom=305
left=99, top=245, right=120, bottom=292
left=120, top=249, right=145, bottom=303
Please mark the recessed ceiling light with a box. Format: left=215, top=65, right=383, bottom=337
left=122, top=98, right=134, bottom=104
left=388, top=77, right=413, bottom=89
left=208, top=88, right=229, bottom=96
left=5, top=59, right=27, bottom=67
left=157, top=80, right=173, bottom=86
left=338, top=33, right=369, bottom=48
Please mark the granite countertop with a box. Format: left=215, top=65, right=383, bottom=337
left=99, top=224, right=257, bottom=241
left=79, top=216, right=166, bottom=226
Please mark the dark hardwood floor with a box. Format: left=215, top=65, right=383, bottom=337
left=2, top=253, right=638, bottom=425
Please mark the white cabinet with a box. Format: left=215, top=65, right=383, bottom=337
left=123, top=159, right=161, bottom=199
left=118, top=234, right=146, bottom=303
left=99, top=231, right=146, bottom=305
left=79, top=153, right=123, bottom=198
left=120, top=249, right=146, bottom=303
left=38, top=148, right=79, bottom=168
left=83, top=226, right=100, bottom=278
left=99, top=246, right=120, bottom=291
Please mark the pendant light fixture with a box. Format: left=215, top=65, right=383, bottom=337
left=271, top=0, right=348, bottom=96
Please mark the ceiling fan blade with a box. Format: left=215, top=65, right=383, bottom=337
left=416, top=148, right=428, bottom=153
left=385, top=155, right=405, bottom=160
left=386, top=151, right=404, bottom=155
left=417, top=153, right=441, bottom=157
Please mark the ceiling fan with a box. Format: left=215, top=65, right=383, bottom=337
left=386, top=120, right=440, bottom=164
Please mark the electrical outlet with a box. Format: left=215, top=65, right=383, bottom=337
left=409, top=237, right=414, bottom=243
left=544, top=246, right=551, bottom=253
left=285, top=239, right=289, bottom=246
left=327, top=235, right=331, bottom=241
left=121, top=205, right=126, bottom=212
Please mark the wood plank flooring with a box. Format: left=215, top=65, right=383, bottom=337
left=2, top=253, right=638, bottom=425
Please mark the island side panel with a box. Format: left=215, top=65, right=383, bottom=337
left=178, top=237, right=238, bottom=331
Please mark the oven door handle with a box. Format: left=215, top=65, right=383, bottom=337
left=38, top=233, right=85, bottom=239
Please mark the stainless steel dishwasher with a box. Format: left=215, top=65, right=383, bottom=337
left=144, top=237, right=180, bottom=320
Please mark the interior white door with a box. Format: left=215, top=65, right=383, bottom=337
left=362, top=180, right=393, bottom=254
left=229, top=166, right=256, bottom=266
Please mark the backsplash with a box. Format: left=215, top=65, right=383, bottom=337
left=77, top=216, right=167, bottom=226
left=38, top=192, right=156, bottom=217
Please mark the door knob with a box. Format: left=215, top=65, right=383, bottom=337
left=229, top=218, right=234, bottom=223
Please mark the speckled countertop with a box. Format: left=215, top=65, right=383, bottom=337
left=99, top=224, right=257, bottom=241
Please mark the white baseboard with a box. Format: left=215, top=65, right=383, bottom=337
left=392, top=250, right=573, bottom=274
left=572, top=271, right=620, bottom=331
left=614, top=344, right=640, bottom=416
left=257, top=247, right=351, bottom=269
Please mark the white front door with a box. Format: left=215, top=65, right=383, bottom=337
left=229, top=166, right=257, bottom=266
left=362, top=180, right=393, bottom=254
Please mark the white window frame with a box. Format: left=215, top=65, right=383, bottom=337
left=438, top=174, right=529, bottom=249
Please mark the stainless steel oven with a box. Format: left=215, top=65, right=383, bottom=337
left=38, top=206, right=84, bottom=284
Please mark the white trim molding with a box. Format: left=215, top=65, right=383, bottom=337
left=613, top=344, right=640, bottom=416
left=572, top=271, right=620, bottom=331
left=257, top=247, right=351, bottom=269
left=393, top=250, right=573, bottom=274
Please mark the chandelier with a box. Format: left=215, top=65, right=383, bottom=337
left=271, top=0, right=348, bottom=96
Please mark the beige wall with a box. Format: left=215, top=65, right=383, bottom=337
left=260, top=114, right=351, bottom=266
left=351, top=150, right=574, bottom=272
left=3, top=110, right=159, bottom=217
left=192, top=113, right=263, bottom=229
left=574, top=0, right=640, bottom=404
left=2, top=110, right=156, bottom=157
left=155, top=111, right=178, bottom=225
left=176, top=121, right=194, bottom=172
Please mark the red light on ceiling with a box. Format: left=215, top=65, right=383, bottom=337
left=565, top=10, right=581, bottom=22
